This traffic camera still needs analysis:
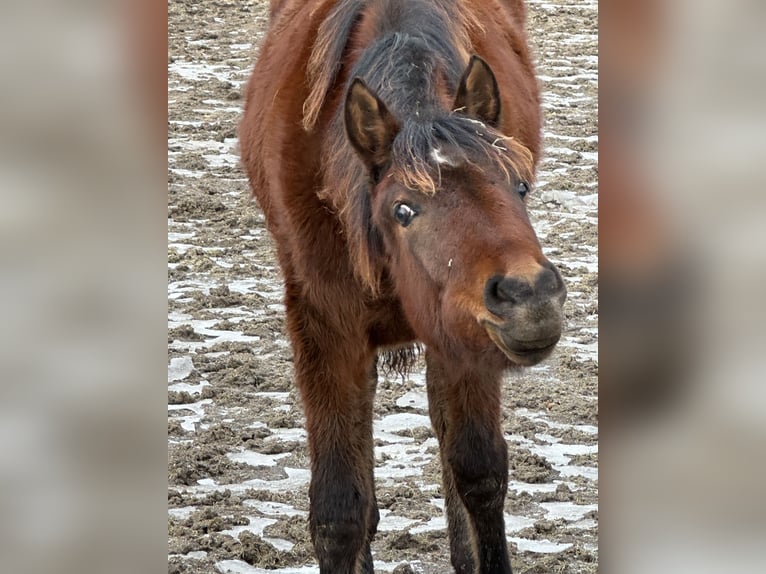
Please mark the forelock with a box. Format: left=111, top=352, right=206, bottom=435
left=389, top=115, right=534, bottom=194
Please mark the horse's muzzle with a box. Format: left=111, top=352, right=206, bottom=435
left=482, top=322, right=561, bottom=366
left=481, top=262, right=567, bottom=366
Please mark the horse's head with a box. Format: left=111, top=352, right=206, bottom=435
left=344, top=56, right=566, bottom=367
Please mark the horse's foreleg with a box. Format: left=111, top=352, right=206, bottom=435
left=427, top=351, right=512, bottom=574
left=451, top=420, right=510, bottom=574
left=288, top=298, right=376, bottom=574
left=426, top=351, right=477, bottom=574
left=307, top=436, right=369, bottom=574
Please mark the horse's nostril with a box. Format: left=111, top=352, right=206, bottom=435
left=488, top=276, right=504, bottom=302
left=497, top=276, right=533, bottom=303
left=536, top=267, right=558, bottom=296
left=536, top=262, right=567, bottom=301
left=484, top=275, right=534, bottom=313
left=484, top=266, right=566, bottom=318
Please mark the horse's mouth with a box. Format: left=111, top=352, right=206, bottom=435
left=481, top=321, right=560, bottom=366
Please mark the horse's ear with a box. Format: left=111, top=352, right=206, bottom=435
left=454, top=55, right=501, bottom=126
left=345, top=78, right=400, bottom=177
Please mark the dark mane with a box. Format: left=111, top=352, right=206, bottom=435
left=310, top=0, right=534, bottom=292
left=303, top=0, right=367, bottom=131
left=303, top=0, right=484, bottom=130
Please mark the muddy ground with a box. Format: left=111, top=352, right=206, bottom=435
left=168, top=0, right=598, bottom=572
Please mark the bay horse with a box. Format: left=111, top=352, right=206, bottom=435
left=239, top=1, right=566, bottom=572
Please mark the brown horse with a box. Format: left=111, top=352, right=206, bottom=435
left=239, top=1, right=566, bottom=572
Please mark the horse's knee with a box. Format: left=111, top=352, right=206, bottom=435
left=448, top=426, right=508, bottom=513
left=309, top=472, right=369, bottom=570
left=310, top=490, right=368, bottom=569
left=310, top=517, right=367, bottom=569
left=457, top=474, right=507, bottom=515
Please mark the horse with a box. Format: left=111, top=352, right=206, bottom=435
left=239, top=1, right=566, bottom=572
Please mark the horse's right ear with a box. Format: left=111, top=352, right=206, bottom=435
left=454, top=55, right=501, bottom=127
left=344, top=78, right=400, bottom=178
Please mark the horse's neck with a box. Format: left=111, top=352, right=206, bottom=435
left=353, top=30, right=465, bottom=119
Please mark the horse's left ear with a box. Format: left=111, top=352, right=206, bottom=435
left=345, top=78, right=401, bottom=178
left=454, top=55, right=501, bottom=126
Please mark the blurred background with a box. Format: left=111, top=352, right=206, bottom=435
left=0, top=1, right=167, bottom=573
left=0, top=0, right=764, bottom=572
left=601, top=0, right=766, bottom=571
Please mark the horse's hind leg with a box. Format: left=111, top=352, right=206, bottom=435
left=426, top=350, right=512, bottom=574
left=359, top=362, right=380, bottom=574
left=286, top=290, right=376, bottom=573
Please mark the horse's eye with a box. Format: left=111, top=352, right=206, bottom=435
left=393, top=202, right=417, bottom=227
left=517, top=181, right=530, bottom=199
